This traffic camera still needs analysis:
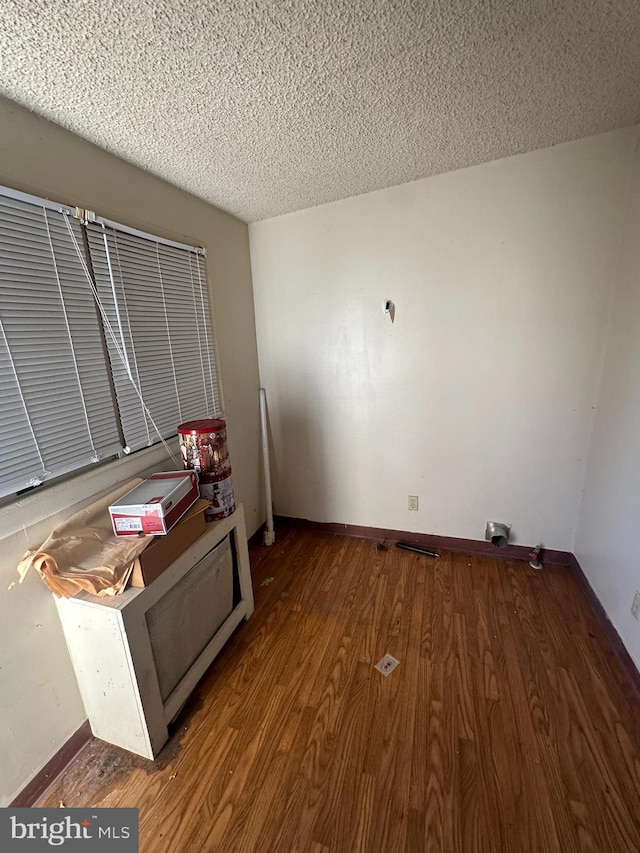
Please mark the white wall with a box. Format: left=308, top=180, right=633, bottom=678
left=575, top=133, right=640, bottom=670
left=250, top=127, right=638, bottom=550
left=0, top=98, right=263, bottom=805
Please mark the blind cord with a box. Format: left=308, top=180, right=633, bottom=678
left=0, top=315, right=49, bottom=485
left=108, top=229, right=151, bottom=447
left=63, top=215, right=180, bottom=467
left=188, top=253, right=211, bottom=416
left=195, top=257, right=216, bottom=406
left=43, top=209, right=99, bottom=463
left=156, top=243, right=182, bottom=423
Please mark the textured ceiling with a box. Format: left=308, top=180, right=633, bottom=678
left=1, top=1, right=640, bottom=222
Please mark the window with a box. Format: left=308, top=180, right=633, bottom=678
left=0, top=186, right=221, bottom=500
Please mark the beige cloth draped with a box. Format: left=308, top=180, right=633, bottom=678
left=16, top=478, right=154, bottom=597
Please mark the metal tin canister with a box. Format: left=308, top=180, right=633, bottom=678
left=199, top=472, right=236, bottom=521
left=178, top=418, right=232, bottom=478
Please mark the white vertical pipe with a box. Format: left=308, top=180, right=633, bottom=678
left=259, top=387, right=275, bottom=545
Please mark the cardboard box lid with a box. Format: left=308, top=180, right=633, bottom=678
left=110, top=471, right=196, bottom=518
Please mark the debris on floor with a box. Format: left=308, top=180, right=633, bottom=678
left=375, top=653, right=400, bottom=677
left=260, top=576, right=274, bottom=587
left=396, top=542, right=439, bottom=558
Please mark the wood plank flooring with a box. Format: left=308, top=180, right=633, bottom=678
left=39, top=525, right=640, bottom=852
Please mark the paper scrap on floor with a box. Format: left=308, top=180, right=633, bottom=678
left=375, top=653, right=400, bottom=677
left=16, top=478, right=154, bottom=597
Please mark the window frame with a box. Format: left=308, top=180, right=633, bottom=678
left=0, top=183, right=222, bottom=503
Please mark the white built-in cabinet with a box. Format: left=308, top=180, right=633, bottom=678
left=55, top=505, right=254, bottom=759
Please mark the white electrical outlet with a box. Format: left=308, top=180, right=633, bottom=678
left=631, top=591, right=640, bottom=621
left=408, top=495, right=419, bottom=511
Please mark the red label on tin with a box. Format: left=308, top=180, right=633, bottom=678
left=179, top=425, right=232, bottom=478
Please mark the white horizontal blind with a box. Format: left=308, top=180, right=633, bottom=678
left=0, top=193, right=122, bottom=498
left=86, top=223, right=221, bottom=452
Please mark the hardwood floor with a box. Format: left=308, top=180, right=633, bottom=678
left=39, top=525, right=640, bottom=852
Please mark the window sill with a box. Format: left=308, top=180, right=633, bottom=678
left=0, top=439, right=180, bottom=545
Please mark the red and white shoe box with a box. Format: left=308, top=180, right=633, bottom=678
left=109, top=471, right=199, bottom=536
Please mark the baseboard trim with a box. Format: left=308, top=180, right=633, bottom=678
left=567, top=554, right=640, bottom=699
left=273, top=515, right=573, bottom=566
left=10, top=721, right=92, bottom=807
